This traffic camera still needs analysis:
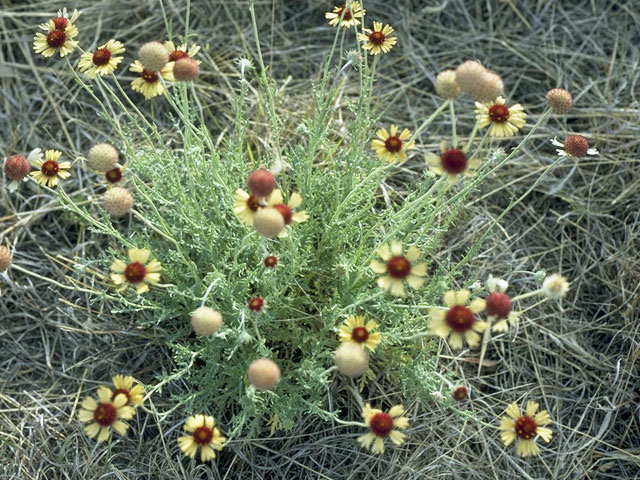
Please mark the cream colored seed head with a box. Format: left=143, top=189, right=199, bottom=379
left=103, top=187, right=133, bottom=217
left=173, top=57, right=200, bottom=81
left=253, top=207, right=285, bottom=238
left=334, top=343, right=369, bottom=377
left=247, top=358, right=281, bottom=390
left=455, top=60, right=487, bottom=96
left=0, top=246, right=12, bottom=272
left=546, top=88, right=572, bottom=114
left=87, top=143, right=119, bottom=172
left=138, top=41, right=169, bottom=72
left=434, top=70, right=461, bottom=99
left=474, top=70, right=504, bottom=102
left=190, top=306, right=223, bottom=336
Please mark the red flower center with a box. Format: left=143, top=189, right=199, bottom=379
left=264, top=255, right=278, bottom=268
left=46, top=29, right=66, bottom=49
left=142, top=69, right=158, bottom=83
left=41, top=160, right=59, bottom=177
left=246, top=195, right=261, bottom=211
left=453, top=386, right=468, bottom=401
left=368, top=31, right=386, bottom=46
left=192, top=425, right=213, bottom=445
left=351, top=326, right=369, bottom=343
left=169, top=50, right=189, bottom=62
left=93, top=403, right=117, bottom=427
left=488, top=104, right=510, bottom=123
left=369, top=412, right=393, bottom=437
left=336, top=7, right=353, bottom=20
left=249, top=296, right=264, bottom=311
left=445, top=305, right=475, bottom=333
left=485, top=291, right=512, bottom=319
left=93, top=48, right=112, bottom=66
left=112, top=388, right=131, bottom=401
left=124, top=262, right=146, bottom=283
left=53, top=17, right=69, bottom=30
left=274, top=203, right=293, bottom=224
left=385, top=136, right=402, bottom=153
left=515, top=415, right=538, bottom=440
left=105, top=168, right=122, bottom=183
left=386, top=256, right=411, bottom=279
left=440, top=149, right=467, bottom=174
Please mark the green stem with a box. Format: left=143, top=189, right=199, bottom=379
left=410, top=100, right=450, bottom=142
left=450, top=100, right=457, bottom=148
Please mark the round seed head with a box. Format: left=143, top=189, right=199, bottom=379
left=434, top=70, right=461, bottom=99
left=455, top=60, right=487, bottom=96
left=546, top=88, right=572, bottom=114
left=4, top=155, right=30, bottom=181
left=138, top=41, right=169, bottom=72
left=563, top=135, right=589, bottom=158
left=173, top=57, right=200, bottom=81
left=190, top=306, right=223, bottom=336
left=103, top=187, right=133, bottom=217
left=247, top=358, right=281, bottom=390
left=87, top=143, right=119, bottom=172
left=485, top=291, right=512, bottom=318
left=0, top=246, right=11, bottom=272
left=253, top=207, right=285, bottom=238
left=247, top=168, right=276, bottom=197
left=474, top=70, right=504, bottom=102
left=334, top=343, right=369, bottom=377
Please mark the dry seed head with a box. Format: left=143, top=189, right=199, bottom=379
left=190, top=306, right=223, bottom=336
left=103, top=187, right=133, bottom=217
left=88, top=143, right=119, bottom=172
left=0, top=246, right=11, bottom=272
left=455, top=60, right=487, bottom=96
left=5, top=155, right=30, bottom=181
left=434, top=69, right=461, bottom=99
left=563, top=135, right=589, bottom=157
left=173, top=57, right=200, bottom=81
left=334, top=343, right=369, bottom=377
left=474, top=70, right=504, bottom=102
left=247, top=168, right=276, bottom=197
left=546, top=88, right=572, bottom=114
left=247, top=358, right=281, bottom=390
left=138, top=41, right=169, bottom=72
left=253, top=207, right=285, bottom=238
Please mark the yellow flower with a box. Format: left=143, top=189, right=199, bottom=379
left=338, top=315, right=381, bottom=352
left=358, top=22, right=397, bottom=55
left=325, top=2, right=365, bottom=28
left=177, top=415, right=226, bottom=461
left=499, top=401, right=553, bottom=457
left=428, top=290, right=487, bottom=349
left=485, top=275, right=519, bottom=332
left=110, top=248, right=162, bottom=295
left=77, top=386, right=135, bottom=442
left=425, top=142, right=480, bottom=183
left=164, top=40, right=201, bottom=63
left=357, top=403, right=409, bottom=454
left=371, top=125, right=415, bottom=163
left=111, top=375, right=145, bottom=407
left=266, top=189, right=309, bottom=238
left=78, top=39, right=126, bottom=78
left=130, top=60, right=175, bottom=100
left=233, top=188, right=264, bottom=225
left=370, top=241, right=426, bottom=297
left=474, top=96, right=526, bottom=138
left=30, top=149, right=71, bottom=188
left=33, top=10, right=80, bottom=58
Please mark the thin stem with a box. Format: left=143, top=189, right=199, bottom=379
left=450, top=100, right=457, bottom=148
left=410, top=100, right=450, bottom=142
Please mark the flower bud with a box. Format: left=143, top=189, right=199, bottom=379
left=434, top=70, right=461, bottom=99
left=138, top=41, right=169, bottom=72
left=88, top=143, right=119, bottom=172
left=103, top=187, right=133, bottom=217
left=253, top=207, right=285, bottom=238
left=190, top=306, right=223, bottom=336
left=173, top=57, right=200, bottom=81
left=334, top=343, right=368, bottom=377
left=247, top=358, right=280, bottom=390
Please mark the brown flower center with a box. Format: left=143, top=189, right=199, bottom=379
left=93, top=48, right=112, bottom=66
left=41, top=160, right=59, bottom=177
left=112, top=389, right=131, bottom=402
left=192, top=425, right=213, bottom=445
left=46, top=29, right=66, bottom=49
left=488, top=104, right=510, bottom=123
left=264, top=255, right=278, bottom=268
left=351, top=326, right=369, bottom=343
left=142, top=69, right=158, bottom=83
left=368, top=31, right=386, bottom=46
left=105, top=168, right=122, bottom=183
left=93, top=403, right=117, bottom=427
left=246, top=195, right=261, bottom=211
left=441, top=149, right=467, bottom=174
left=369, top=412, right=393, bottom=437
left=515, top=415, right=538, bottom=440
left=274, top=203, right=292, bottom=224
left=124, top=262, right=146, bottom=283
left=249, top=296, right=264, bottom=311
left=386, top=255, right=411, bottom=279
left=52, top=17, right=69, bottom=30
left=384, top=136, right=402, bottom=153
left=169, top=50, right=189, bottom=62
left=445, top=305, right=475, bottom=333
left=453, top=386, right=468, bottom=401
left=336, top=7, right=353, bottom=20
left=485, top=292, right=512, bottom=319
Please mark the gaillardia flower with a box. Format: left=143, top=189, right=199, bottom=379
left=33, top=9, right=80, bottom=58
left=500, top=400, right=553, bottom=457
left=177, top=415, right=226, bottom=461
left=30, top=149, right=71, bottom=188
left=233, top=188, right=264, bottom=225
left=425, top=143, right=480, bottom=183
left=475, top=96, right=526, bottom=138
left=325, top=2, right=365, bottom=28
left=130, top=60, right=175, bottom=100
left=78, top=39, right=126, bottom=78
left=164, top=40, right=201, bottom=63
left=78, top=386, right=135, bottom=442
left=267, top=189, right=309, bottom=237
left=111, top=375, right=145, bottom=407
left=429, top=290, right=487, bottom=349
left=371, top=125, right=415, bottom=163
left=370, top=241, right=426, bottom=297
left=358, top=22, right=397, bottom=55
left=5, top=149, right=41, bottom=191
left=541, top=273, right=570, bottom=299
left=338, top=315, right=381, bottom=352
left=357, top=403, right=409, bottom=454
left=110, top=248, right=162, bottom=295
left=550, top=135, right=598, bottom=158
left=485, top=275, right=518, bottom=332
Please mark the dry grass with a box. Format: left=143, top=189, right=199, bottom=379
left=1, top=0, right=639, bottom=478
